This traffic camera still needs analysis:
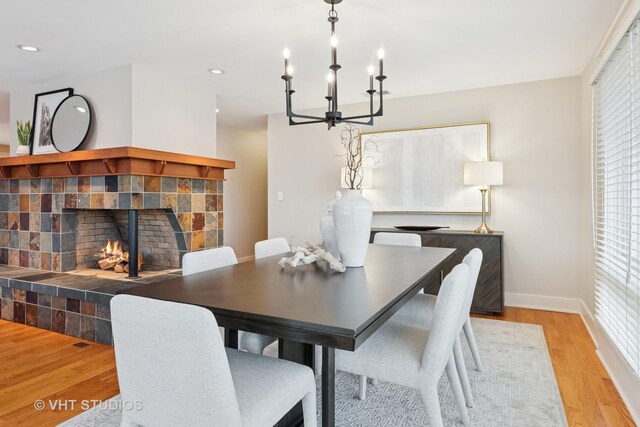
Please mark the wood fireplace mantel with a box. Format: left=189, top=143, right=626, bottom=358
left=0, top=147, right=235, bottom=180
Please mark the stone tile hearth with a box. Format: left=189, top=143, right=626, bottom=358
left=0, top=265, right=182, bottom=344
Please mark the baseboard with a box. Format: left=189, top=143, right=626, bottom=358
left=237, top=255, right=255, bottom=263
left=579, top=302, right=640, bottom=425
left=504, top=292, right=583, bottom=313
left=578, top=300, right=600, bottom=348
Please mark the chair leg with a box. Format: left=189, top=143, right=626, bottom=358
left=454, top=336, right=474, bottom=407
left=446, top=355, right=470, bottom=426
left=463, top=318, right=483, bottom=371
left=370, top=378, right=379, bottom=386
left=358, top=375, right=367, bottom=400
left=419, top=384, right=444, bottom=427
left=302, top=389, right=318, bottom=427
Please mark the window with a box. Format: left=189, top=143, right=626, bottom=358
left=593, top=19, right=640, bottom=378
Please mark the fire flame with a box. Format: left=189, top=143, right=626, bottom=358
left=101, top=240, right=129, bottom=261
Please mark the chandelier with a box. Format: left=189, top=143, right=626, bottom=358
left=281, top=0, right=386, bottom=130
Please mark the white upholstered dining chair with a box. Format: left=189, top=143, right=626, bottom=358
left=235, top=238, right=290, bottom=354
left=357, top=232, right=422, bottom=399
left=182, top=246, right=275, bottom=356
left=111, top=294, right=317, bottom=427
left=372, top=231, right=422, bottom=247
left=182, top=246, right=238, bottom=276
left=254, top=237, right=290, bottom=260
left=336, top=264, right=472, bottom=427
left=394, top=248, right=484, bottom=408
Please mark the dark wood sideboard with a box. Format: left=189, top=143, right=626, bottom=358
left=370, top=228, right=504, bottom=314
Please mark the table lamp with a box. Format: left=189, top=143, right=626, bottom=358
left=464, top=161, right=503, bottom=234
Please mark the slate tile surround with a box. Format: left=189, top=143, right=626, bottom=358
left=0, top=175, right=224, bottom=272
left=0, top=265, right=181, bottom=344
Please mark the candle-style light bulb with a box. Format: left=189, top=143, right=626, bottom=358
left=330, top=34, right=338, bottom=47
left=368, top=65, right=374, bottom=91
left=327, top=73, right=334, bottom=83
left=377, top=48, right=384, bottom=76
left=283, top=48, right=290, bottom=78
left=286, top=65, right=294, bottom=92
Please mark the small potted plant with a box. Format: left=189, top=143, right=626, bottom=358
left=16, top=120, right=32, bottom=156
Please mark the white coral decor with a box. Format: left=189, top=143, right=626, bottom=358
left=278, top=244, right=346, bottom=273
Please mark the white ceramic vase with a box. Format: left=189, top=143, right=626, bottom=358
left=332, top=189, right=373, bottom=267
left=15, top=145, right=30, bottom=156
left=320, top=215, right=341, bottom=260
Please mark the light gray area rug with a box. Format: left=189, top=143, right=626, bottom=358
left=58, top=318, right=568, bottom=426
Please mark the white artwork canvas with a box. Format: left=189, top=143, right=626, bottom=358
left=361, top=123, right=490, bottom=213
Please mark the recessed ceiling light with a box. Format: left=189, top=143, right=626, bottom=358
left=208, top=68, right=225, bottom=75
left=17, top=44, right=40, bottom=52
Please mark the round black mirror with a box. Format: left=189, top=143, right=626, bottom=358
left=50, top=95, right=92, bottom=152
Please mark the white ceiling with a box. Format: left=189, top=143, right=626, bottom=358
left=0, top=0, right=623, bottom=132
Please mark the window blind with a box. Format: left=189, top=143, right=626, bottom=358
left=593, top=18, right=640, bottom=379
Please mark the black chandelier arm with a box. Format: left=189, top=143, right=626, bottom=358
left=285, top=92, right=383, bottom=124
left=287, top=111, right=330, bottom=121
left=339, top=81, right=384, bottom=122
left=288, top=117, right=334, bottom=126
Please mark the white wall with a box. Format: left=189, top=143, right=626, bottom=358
left=268, top=77, right=583, bottom=301
left=0, top=92, right=9, bottom=146
left=8, top=64, right=218, bottom=157
left=9, top=65, right=133, bottom=153
left=132, top=65, right=217, bottom=157
left=217, top=125, right=268, bottom=260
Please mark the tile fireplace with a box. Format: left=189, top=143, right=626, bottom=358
left=0, top=147, right=235, bottom=342
left=0, top=175, right=223, bottom=274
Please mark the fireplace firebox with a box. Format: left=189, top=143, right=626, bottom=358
left=74, top=209, right=184, bottom=278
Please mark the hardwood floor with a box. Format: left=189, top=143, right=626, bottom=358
left=0, top=321, right=119, bottom=426
left=474, top=308, right=635, bottom=427
left=0, top=308, right=635, bottom=426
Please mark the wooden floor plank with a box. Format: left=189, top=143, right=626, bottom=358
left=0, top=308, right=635, bottom=426
left=0, top=321, right=119, bottom=425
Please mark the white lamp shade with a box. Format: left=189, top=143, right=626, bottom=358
left=464, top=161, right=503, bottom=186
left=341, top=167, right=373, bottom=189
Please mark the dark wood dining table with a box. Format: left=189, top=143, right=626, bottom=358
left=119, top=244, right=456, bottom=427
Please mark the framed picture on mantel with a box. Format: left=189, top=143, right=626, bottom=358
left=30, top=88, right=74, bottom=155
left=360, top=122, right=490, bottom=214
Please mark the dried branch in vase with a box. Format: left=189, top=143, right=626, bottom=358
left=335, top=123, right=381, bottom=190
